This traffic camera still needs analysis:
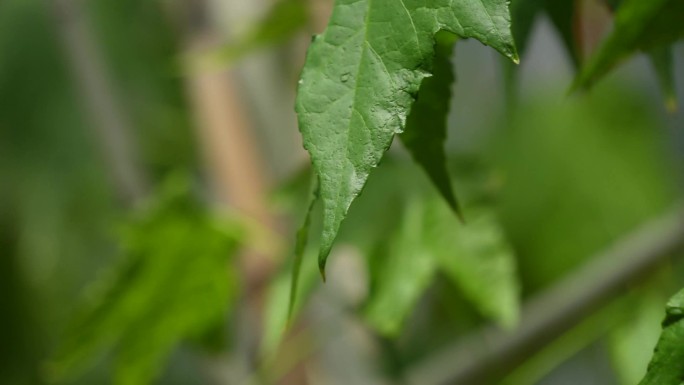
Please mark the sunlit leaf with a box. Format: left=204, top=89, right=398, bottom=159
left=296, top=0, right=518, bottom=275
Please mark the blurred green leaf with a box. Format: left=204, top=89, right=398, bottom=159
left=638, top=288, right=684, bottom=385
left=400, top=31, right=462, bottom=219
left=609, top=291, right=667, bottom=385
left=495, top=88, right=676, bottom=292
left=505, top=0, right=578, bottom=102
left=50, top=176, right=242, bottom=385
left=289, top=176, right=319, bottom=312
left=510, top=0, right=578, bottom=63
left=425, top=202, right=520, bottom=328
left=364, top=198, right=439, bottom=336
left=542, top=0, right=578, bottom=66
left=509, top=0, right=543, bottom=58
left=364, top=196, right=519, bottom=335
left=596, top=0, right=679, bottom=112
left=575, top=0, right=684, bottom=90
left=296, top=0, right=519, bottom=276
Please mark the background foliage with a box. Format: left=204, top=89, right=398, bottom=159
left=1, top=0, right=683, bottom=384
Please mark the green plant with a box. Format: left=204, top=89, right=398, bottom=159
left=5, top=0, right=681, bottom=383
left=289, top=0, right=684, bottom=383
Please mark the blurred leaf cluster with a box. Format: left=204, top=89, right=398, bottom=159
left=49, top=176, right=242, bottom=385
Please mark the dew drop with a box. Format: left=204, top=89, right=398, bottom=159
left=340, top=72, right=351, bottom=83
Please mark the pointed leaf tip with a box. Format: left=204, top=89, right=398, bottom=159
left=400, top=34, right=466, bottom=225
left=319, top=264, right=326, bottom=283
left=297, top=0, right=518, bottom=281
left=443, top=193, right=466, bottom=224
left=317, top=241, right=332, bottom=282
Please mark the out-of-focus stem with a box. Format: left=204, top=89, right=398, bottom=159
left=181, top=18, right=279, bottom=383
left=50, top=0, right=148, bottom=205
left=184, top=35, right=275, bottom=289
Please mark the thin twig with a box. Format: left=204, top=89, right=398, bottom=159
left=406, top=204, right=684, bottom=385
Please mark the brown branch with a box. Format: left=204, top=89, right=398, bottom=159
left=406, top=203, right=684, bottom=385
left=184, top=36, right=276, bottom=289
left=180, top=4, right=281, bottom=379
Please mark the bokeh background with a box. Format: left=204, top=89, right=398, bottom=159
left=1, top=0, right=683, bottom=384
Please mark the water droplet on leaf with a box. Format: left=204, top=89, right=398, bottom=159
left=340, top=73, right=351, bottom=83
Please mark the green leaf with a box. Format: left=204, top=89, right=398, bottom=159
left=508, top=0, right=577, bottom=61
left=638, top=288, right=684, bottom=385
left=364, top=181, right=519, bottom=335
left=504, top=0, right=579, bottom=107
left=49, top=177, right=241, bottom=385
left=575, top=0, right=684, bottom=89
left=364, top=198, right=438, bottom=336
left=509, top=0, right=543, bottom=57
left=399, top=31, right=462, bottom=219
left=424, top=200, right=519, bottom=327
left=543, top=0, right=579, bottom=66
left=595, top=0, right=678, bottom=110
left=503, top=0, right=543, bottom=105
left=494, top=87, right=677, bottom=291
left=296, top=0, right=518, bottom=274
